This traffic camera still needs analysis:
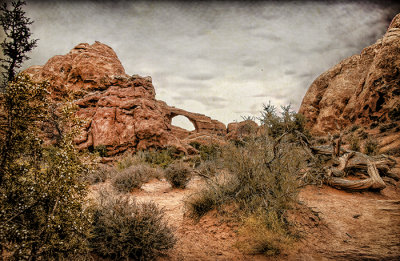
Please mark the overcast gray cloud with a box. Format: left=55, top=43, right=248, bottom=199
left=11, top=1, right=400, bottom=129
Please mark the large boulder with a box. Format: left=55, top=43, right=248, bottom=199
left=24, top=42, right=226, bottom=155
left=299, top=14, right=400, bottom=134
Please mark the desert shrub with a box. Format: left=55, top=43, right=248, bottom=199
left=236, top=209, right=293, bottom=255
left=0, top=76, right=92, bottom=259
left=198, top=144, right=222, bottom=161
left=186, top=189, right=218, bottom=219
left=112, top=164, right=158, bottom=193
left=185, top=172, right=238, bottom=219
left=259, top=102, right=308, bottom=138
left=189, top=141, right=202, bottom=150
left=187, top=135, right=304, bottom=216
left=196, top=160, right=219, bottom=178
left=347, top=134, right=360, bottom=152
left=85, top=164, right=112, bottom=185
left=186, top=135, right=304, bottom=255
left=94, top=145, right=108, bottom=157
left=190, top=142, right=221, bottom=161
left=363, top=137, right=379, bottom=156
left=225, top=137, right=302, bottom=213
left=165, top=161, right=192, bottom=189
left=186, top=102, right=312, bottom=256
left=116, top=152, right=147, bottom=170
left=144, top=146, right=184, bottom=168
left=91, top=189, right=176, bottom=260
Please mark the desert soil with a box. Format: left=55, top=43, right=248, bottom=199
left=115, top=174, right=398, bottom=261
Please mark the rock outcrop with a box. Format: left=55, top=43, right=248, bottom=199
left=226, top=120, right=259, bottom=141
left=24, top=41, right=226, bottom=155
left=299, top=14, right=400, bottom=134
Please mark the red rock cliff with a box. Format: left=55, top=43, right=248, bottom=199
left=24, top=41, right=226, bottom=155
left=299, top=14, right=400, bottom=134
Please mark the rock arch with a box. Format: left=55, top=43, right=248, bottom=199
left=170, top=113, right=198, bottom=132
left=162, top=105, right=226, bottom=136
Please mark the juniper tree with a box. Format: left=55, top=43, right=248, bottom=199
left=0, top=0, right=37, bottom=84
left=0, top=2, right=92, bottom=259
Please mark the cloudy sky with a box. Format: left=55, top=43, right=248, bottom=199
left=8, top=0, right=400, bottom=129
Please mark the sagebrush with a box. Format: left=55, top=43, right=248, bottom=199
left=112, top=164, right=162, bottom=193
left=165, top=161, right=192, bottom=189
left=186, top=103, right=310, bottom=256
left=91, top=189, right=176, bottom=260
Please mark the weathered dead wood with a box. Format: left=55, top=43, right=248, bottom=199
left=336, top=151, right=356, bottom=171
left=309, top=145, right=396, bottom=191
left=346, top=153, right=396, bottom=173
left=327, top=161, right=386, bottom=191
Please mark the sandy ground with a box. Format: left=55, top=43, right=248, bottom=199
left=92, top=174, right=400, bottom=260
left=294, top=185, right=400, bottom=261
left=135, top=177, right=253, bottom=261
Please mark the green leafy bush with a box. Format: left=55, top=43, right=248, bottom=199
left=165, top=161, right=192, bottom=189
left=91, top=189, right=176, bottom=260
left=0, top=3, right=92, bottom=259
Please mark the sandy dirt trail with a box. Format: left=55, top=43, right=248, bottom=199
left=128, top=177, right=400, bottom=260
left=134, top=177, right=256, bottom=260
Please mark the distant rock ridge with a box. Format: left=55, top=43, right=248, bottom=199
left=24, top=41, right=226, bottom=155
left=299, top=13, right=400, bottom=134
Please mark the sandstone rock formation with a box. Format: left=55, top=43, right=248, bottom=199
left=24, top=42, right=226, bottom=155
left=299, top=14, right=400, bottom=134
left=226, top=120, right=258, bottom=141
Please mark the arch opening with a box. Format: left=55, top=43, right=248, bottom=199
left=171, top=115, right=196, bottom=131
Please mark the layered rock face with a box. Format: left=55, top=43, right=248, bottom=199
left=299, top=14, right=400, bottom=134
left=24, top=42, right=226, bottom=155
